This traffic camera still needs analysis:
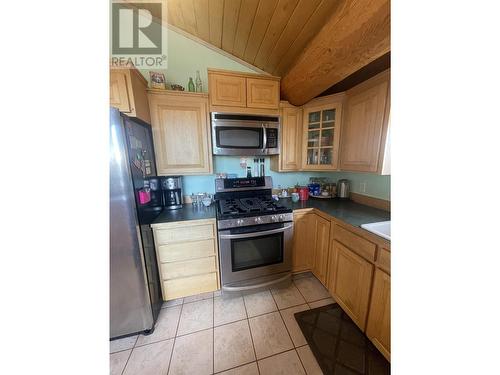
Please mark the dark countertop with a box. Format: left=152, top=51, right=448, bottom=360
left=151, top=204, right=216, bottom=225
left=151, top=198, right=390, bottom=229
left=280, top=198, right=390, bottom=228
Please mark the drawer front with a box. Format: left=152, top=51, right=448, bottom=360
left=376, top=247, right=390, bottom=274
left=155, top=223, right=215, bottom=244
left=157, top=239, right=216, bottom=263
left=163, top=273, right=218, bottom=300
left=334, top=225, right=376, bottom=262
left=160, top=256, right=217, bottom=280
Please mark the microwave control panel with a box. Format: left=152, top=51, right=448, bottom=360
left=265, top=128, right=278, bottom=148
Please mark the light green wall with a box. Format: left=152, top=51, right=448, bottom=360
left=138, top=28, right=255, bottom=91
left=140, top=28, right=391, bottom=201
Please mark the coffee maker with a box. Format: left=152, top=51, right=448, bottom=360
left=161, top=176, right=182, bottom=210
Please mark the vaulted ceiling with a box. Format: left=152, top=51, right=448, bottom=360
left=165, top=0, right=390, bottom=106
left=166, top=0, right=341, bottom=77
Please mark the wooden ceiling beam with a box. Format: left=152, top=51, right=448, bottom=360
left=280, top=0, right=390, bottom=106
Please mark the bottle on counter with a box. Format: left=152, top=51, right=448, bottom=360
left=246, top=166, right=252, bottom=178
left=260, top=158, right=265, bottom=177
left=254, top=158, right=259, bottom=177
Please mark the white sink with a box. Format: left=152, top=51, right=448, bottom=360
left=361, top=221, right=391, bottom=241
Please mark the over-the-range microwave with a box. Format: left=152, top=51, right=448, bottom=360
left=211, top=113, right=280, bottom=156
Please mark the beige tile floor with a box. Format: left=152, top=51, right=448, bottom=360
left=110, top=272, right=334, bottom=375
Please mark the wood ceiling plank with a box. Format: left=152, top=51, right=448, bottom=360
left=281, top=0, right=390, bottom=105
left=262, top=0, right=320, bottom=73
left=232, top=0, right=260, bottom=58
left=221, top=0, right=242, bottom=53
left=253, top=0, right=300, bottom=68
left=167, top=0, right=186, bottom=30
left=209, top=0, right=224, bottom=48
left=193, top=0, right=210, bottom=42
left=243, top=0, right=279, bottom=63
left=273, top=0, right=342, bottom=76
left=179, top=0, right=198, bottom=35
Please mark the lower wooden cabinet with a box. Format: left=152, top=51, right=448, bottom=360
left=329, top=240, right=374, bottom=330
left=312, top=215, right=330, bottom=284
left=292, top=212, right=317, bottom=272
left=366, top=269, right=391, bottom=361
left=151, top=219, right=220, bottom=300
left=148, top=91, right=213, bottom=175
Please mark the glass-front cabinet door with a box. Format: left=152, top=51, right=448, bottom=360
left=302, top=102, right=343, bottom=170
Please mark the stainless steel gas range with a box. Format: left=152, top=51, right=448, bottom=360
left=214, top=176, right=293, bottom=294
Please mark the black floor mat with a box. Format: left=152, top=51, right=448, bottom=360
left=294, top=303, right=390, bottom=375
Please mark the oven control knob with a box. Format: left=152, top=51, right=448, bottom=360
left=271, top=215, right=279, bottom=222
left=236, top=219, right=244, bottom=226
left=278, top=214, right=285, bottom=221
left=254, top=217, right=263, bottom=224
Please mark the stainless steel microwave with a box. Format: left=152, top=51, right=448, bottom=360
left=211, top=113, right=280, bottom=156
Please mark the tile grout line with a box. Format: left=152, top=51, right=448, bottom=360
left=118, top=331, right=139, bottom=375
left=213, top=293, right=215, bottom=375
left=166, top=299, right=185, bottom=375
left=242, top=294, right=261, bottom=375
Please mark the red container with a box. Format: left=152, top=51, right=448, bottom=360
left=138, top=188, right=151, bottom=205
left=298, top=187, right=309, bottom=201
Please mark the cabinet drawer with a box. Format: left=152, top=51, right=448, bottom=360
left=155, top=224, right=215, bottom=244
left=157, top=239, right=216, bottom=263
left=334, top=225, right=376, bottom=262
left=163, top=273, right=218, bottom=300
left=376, top=247, right=390, bottom=274
left=161, top=256, right=217, bottom=280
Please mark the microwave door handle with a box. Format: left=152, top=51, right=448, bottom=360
left=219, top=223, right=292, bottom=240
left=262, top=123, right=267, bottom=152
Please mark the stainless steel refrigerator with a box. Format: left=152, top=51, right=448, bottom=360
left=110, top=107, right=162, bottom=339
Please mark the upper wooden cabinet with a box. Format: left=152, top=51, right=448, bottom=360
left=340, top=70, right=390, bottom=173
left=148, top=91, right=213, bottom=175
left=208, top=72, right=246, bottom=107
left=270, top=102, right=302, bottom=172
left=246, top=78, right=280, bottom=109
left=366, top=268, right=391, bottom=362
left=208, top=69, right=280, bottom=114
left=110, top=66, right=151, bottom=123
left=301, top=95, right=344, bottom=170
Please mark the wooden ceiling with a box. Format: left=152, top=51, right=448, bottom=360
left=166, top=0, right=341, bottom=76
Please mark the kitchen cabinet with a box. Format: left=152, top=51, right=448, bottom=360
left=292, top=212, right=317, bottom=272
left=329, top=240, right=374, bottom=331
left=151, top=219, right=220, bottom=300
left=208, top=69, right=280, bottom=114
left=312, top=215, right=330, bottom=285
left=301, top=97, right=343, bottom=170
left=339, top=70, right=390, bottom=173
left=110, top=66, right=151, bottom=123
left=148, top=90, right=213, bottom=175
left=270, top=102, right=302, bottom=172
left=366, top=268, right=391, bottom=361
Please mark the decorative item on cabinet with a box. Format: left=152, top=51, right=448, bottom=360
left=195, top=70, right=202, bottom=92
left=188, top=77, right=195, bottom=92
left=149, top=71, right=166, bottom=89
left=170, top=84, right=184, bottom=91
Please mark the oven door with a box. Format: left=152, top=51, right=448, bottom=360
left=218, top=222, right=293, bottom=286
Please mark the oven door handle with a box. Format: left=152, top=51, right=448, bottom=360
left=219, top=223, right=292, bottom=240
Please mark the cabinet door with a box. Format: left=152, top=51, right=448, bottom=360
left=340, top=79, right=388, bottom=172
left=209, top=73, right=246, bottom=107
left=312, top=215, right=330, bottom=285
left=331, top=240, right=373, bottom=330
left=292, top=212, right=316, bottom=272
left=246, top=78, right=279, bottom=109
left=366, top=269, right=391, bottom=361
left=110, top=71, right=131, bottom=112
left=149, top=93, right=212, bottom=175
left=276, top=105, right=302, bottom=171
left=302, top=103, right=342, bottom=170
